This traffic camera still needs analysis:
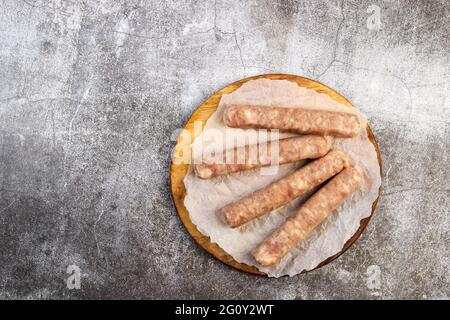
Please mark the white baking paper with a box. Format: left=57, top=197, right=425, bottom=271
left=183, top=79, right=381, bottom=277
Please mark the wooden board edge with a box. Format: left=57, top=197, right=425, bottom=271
left=169, top=74, right=382, bottom=276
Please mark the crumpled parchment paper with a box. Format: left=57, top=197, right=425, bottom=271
left=183, top=79, right=381, bottom=277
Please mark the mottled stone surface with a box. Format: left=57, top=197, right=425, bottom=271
left=0, top=0, right=448, bottom=299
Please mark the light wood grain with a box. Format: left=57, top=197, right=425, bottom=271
left=169, top=74, right=382, bottom=276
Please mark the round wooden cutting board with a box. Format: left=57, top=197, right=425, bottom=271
left=170, top=74, right=382, bottom=276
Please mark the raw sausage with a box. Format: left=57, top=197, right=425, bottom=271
left=220, top=149, right=350, bottom=228
left=221, top=150, right=350, bottom=228
left=223, top=105, right=360, bottom=137
left=252, top=166, right=362, bottom=267
left=194, top=135, right=332, bottom=179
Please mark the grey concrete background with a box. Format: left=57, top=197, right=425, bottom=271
left=0, top=0, right=448, bottom=299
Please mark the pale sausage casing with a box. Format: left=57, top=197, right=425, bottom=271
left=252, top=166, right=363, bottom=267
left=194, top=135, right=332, bottom=179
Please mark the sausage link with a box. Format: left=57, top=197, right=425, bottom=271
left=223, top=105, right=360, bottom=137
left=252, top=166, right=362, bottom=267
left=220, top=149, right=350, bottom=228
left=194, top=135, right=332, bottom=179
